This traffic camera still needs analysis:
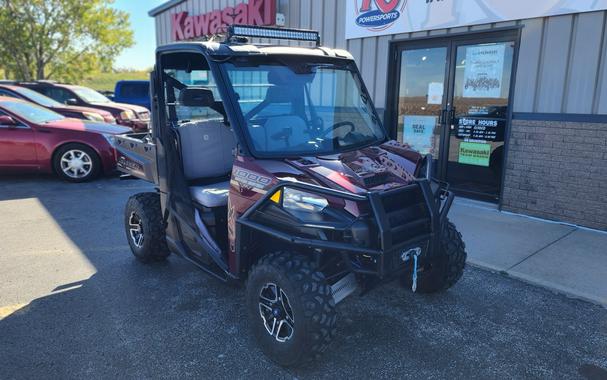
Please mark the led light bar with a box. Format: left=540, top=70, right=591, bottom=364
left=228, top=24, right=321, bottom=46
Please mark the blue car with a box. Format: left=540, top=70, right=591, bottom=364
left=113, top=80, right=150, bottom=110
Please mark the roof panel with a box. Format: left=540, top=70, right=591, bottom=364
left=149, top=0, right=186, bottom=17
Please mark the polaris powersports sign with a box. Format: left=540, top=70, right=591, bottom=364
left=346, top=0, right=607, bottom=39
left=355, top=0, right=406, bottom=30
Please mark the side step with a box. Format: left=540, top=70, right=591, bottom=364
left=331, top=273, right=358, bottom=304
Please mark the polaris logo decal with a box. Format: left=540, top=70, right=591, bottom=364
left=355, top=0, right=407, bottom=31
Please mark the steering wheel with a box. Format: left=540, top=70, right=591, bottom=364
left=318, top=121, right=356, bottom=140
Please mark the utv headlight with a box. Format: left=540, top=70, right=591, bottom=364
left=282, top=188, right=328, bottom=213
left=264, top=187, right=373, bottom=244
left=83, top=112, right=105, bottom=122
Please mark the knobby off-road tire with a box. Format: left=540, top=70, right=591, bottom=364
left=125, top=192, right=170, bottom=263
left=408, top=220, right=466, bottom=293
left=246, top=252, right=337, bottom=367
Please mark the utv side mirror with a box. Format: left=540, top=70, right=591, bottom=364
left=65, top=98, right=78, bottom=106
left=179, top=87, right=215, bottom=107
left=0, top=115, right=18, bottom=127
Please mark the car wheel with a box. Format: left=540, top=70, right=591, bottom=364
left=53, top=143, right=100, bottom=182
left=403, top=219, right=467, bottom=293
left=246, top=251, right=337, bottom=367
left=124, top=192, right=170, bottom=263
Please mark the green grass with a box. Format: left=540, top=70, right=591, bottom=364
left=79, top=70, right=151, bottom=92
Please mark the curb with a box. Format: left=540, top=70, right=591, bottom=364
left=466, top=259, right=607, bottom=309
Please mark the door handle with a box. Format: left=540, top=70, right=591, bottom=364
left=448, top=107, right=456, bottom=131
left=439, top=109, right=448, bottom=125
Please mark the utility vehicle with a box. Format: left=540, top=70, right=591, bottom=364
left=116, top=25, right=466, bottom=366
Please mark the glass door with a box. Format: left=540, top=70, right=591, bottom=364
left=445, top=41, right=515, bottom=200
left=395, top=45, right=448, bottom=178
left=390, top=31, right=518, bottom=202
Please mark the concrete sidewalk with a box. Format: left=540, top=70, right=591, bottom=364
left=450, top=198, right=607, bottom=307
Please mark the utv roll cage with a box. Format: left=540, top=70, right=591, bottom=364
left=120, top=24, right=455, bottom=284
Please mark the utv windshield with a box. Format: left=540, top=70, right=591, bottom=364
left=224, top=57, right=385, bottom=156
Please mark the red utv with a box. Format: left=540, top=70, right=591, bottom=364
left=115, top=26, right=466, bottom=366
left=0, top=84, right=116, bottom=124
left=19, top=81, right=150, bottom=132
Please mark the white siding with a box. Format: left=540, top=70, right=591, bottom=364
left=536, top=15, right=573, bottom=113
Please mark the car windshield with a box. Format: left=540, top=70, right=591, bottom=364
left=0, top=99, right=65, bottom=124
left=224, top=57, right=385, bottom=156
left=12, top=86, right=63, bottom=108
left=73, top=87, right=111, bottom=103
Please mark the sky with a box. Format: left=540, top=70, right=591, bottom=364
left=111, top=0, right=167, bottom=70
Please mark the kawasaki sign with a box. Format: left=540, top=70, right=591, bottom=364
left=346, top=0, right=607, bottom=39
left=171, top=0, right=276, bottom=41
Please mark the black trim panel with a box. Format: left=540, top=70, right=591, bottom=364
left=513, top=112, right=607, bottom=124
left=148, top=0, right=186, bottom=16
left=389, top=25, right=523, bottom=45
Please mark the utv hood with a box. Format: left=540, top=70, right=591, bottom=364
left=286, top=140, right=423, bottom=194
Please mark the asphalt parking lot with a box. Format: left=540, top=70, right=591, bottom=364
left=1, top=175, right=606, bottom=379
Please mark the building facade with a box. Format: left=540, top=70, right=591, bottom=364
left=150, top=0, right=607, bottom=231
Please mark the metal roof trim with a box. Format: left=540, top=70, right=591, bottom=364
left=148, top=0, right=186, bottom=17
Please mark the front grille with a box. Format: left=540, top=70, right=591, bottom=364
left=362, top=172, right=390, bottom=188
left=379, top=184, right=432, bottom=247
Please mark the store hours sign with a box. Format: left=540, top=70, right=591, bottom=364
left=455, top=117, right=505, bottom=142
left=346, top=0, right=607, bottom=39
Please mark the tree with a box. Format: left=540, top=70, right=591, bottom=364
left=0, top=0, right=134, bottom=82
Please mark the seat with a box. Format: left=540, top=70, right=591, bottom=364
left=189, top=181, right=230, bottom=208
left=177, top=120, right=236, bottom=179
left=175, top=120, right=236, bottom=207
left=250, top=115, right=308, bottom=151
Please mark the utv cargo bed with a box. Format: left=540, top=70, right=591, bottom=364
left=115, top=133, right=158, bottom=183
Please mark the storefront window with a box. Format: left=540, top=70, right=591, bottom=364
left=447, top=41, right=515, bottom=198
left=397, top=47, right=448, bottom=172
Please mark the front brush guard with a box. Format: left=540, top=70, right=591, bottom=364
left=236, top=178, right=454, bottom=279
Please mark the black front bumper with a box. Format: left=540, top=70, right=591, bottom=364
left=237, top=178, right=454, bottom=279
left=368, top=179, right=453, bottom=278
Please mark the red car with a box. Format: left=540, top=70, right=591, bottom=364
left=0, top=97, right=130, bottom=182
left=19, top=82, right=150, bottom=132
left=0, top=84, right=116, bottom=124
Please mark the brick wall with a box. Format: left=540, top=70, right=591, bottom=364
left=502, top=119, right=607, bottom=231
